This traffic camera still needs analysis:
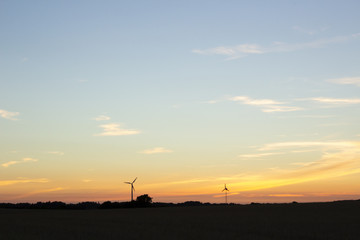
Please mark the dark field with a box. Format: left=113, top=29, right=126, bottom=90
left=1, top=201, right=360, bottom=240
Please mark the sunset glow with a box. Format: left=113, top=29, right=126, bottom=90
left=1, top=1, right=360, bottom=204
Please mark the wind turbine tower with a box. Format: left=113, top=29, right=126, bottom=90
left=124, top=177, right=137, bottom=202
left=222, top=184, right=229, bottom=204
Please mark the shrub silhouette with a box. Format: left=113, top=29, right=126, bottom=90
left=136, top=194, right=152, bottom=207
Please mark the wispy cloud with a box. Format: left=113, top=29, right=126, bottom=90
left=193, top=33, right=360, bottom=60
left=310, top=97, right=360, bottom=104
left=145, top=141, right=360, bottom=195
left=230, top=96, right=283, bottom=105
left=261, top=106, right=303, bottom=113
left=298, top=115, right=334, bottom=119
left=0, top=109, right=19, bottom=120
left=82, top=179, right=93, bottom=183
left=230, top=96, right=302, bottom=112
left=291, top=161, right=319, bottom=167
left=231, top=141, right=360, bottom=191
left=238, top=152, right=283, bottom=158
left=141, top=147, right=173, bottom=154
left=193, top=44, right=263, bottom=60
left=38, top=187, right=63, bottom=193
left=268, top=193, right=304, bottom=197
left=0, top=178, right=48, bottom=186
left=1, top=161, right=18, bottom=168
left=2, top=158, right=38, bottom=168
left=327, top=77, right=360, bottom=87
left=259, top=141, right=357, bottom=151
left=95, top=123, right=140, bottom=136
left=164, top=178, right=209, bottom=185
left=13, top=187, right=64, bottom=199
left=94, top=115, right=111, bottom=121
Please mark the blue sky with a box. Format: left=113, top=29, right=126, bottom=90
left=1, top=0, right=360, bottom=203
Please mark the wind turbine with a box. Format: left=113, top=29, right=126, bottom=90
left=222, top=184, right=229, bottom=204
left=124, top=177, right=137, bottom=202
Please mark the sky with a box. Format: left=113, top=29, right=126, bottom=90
left=1, top=0, right=360, bottom=203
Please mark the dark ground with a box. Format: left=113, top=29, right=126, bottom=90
left=1, top=201, right=360, bottom=240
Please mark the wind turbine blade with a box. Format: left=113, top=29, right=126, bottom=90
left=132, top=186, right=135, bottom=192
left=124, top=182, right=131, bottom=184
left=132, top=177, right=137, bottom=184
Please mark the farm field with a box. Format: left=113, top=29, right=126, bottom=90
left=1, top=201, right=360, bottom=240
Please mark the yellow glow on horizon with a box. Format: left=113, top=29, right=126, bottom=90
left=1, top=141, right=360, bottom=203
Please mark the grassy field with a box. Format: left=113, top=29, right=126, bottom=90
left=1, top=201, right=360, bottom=240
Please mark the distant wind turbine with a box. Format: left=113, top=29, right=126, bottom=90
left=124, top=177, right=137, bottom=202
left=222, top=184, right=229, bottom=204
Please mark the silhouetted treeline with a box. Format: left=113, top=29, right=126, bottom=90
left=0, top=200, right=226, bottom=210
left=0, top=201, right=100, bottom=210
left=0, top=201, right=153, bottom=209
left=0, top=194, right=154, bottom=209
left=1, top=199, right=359, bottom=210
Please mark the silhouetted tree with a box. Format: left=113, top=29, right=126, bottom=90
left=100, top=201, right=113, bottom=209
left=136, top=194, right=152, bottom=207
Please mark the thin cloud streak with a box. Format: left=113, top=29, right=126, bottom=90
left=141, top=147, right=173, bottom=154
left=0, top=109, right=19, bottom=120
left=259, top=141, right=358, bottom=151
left=13, top=187, right=65, bottom=200
left=291, top=161, right=319, bottom=167
left=233, top=145, right=360, bottom=191
left=230, top=96, right=283, bottom=105
left=94, top=115, right=111, bottom=121
left=230, top=96, right=302, bottom=113
left=193, top=44, right=263, bottom=60
left=328, top=77, right=360, bottom=87
left=262, top=106, right=303, bottom=112
left=82, top=179, right=93, bottom=183
left=268, top=193, right=304, bottom=197
left=2, top=161, right=18, bottom=168
left=238, top=152, right=283, bottom=158
left=193, top=33, right=360, bottom=60
left=310, top=97, right=360, bottom=104
left=2, top=158, right=38, bottom=168
left=0, top=178, right=49, bottom=186
left=95, top=123, right=140, bottom=136
left=144, top=141, right=360, bottom=195
left=298, top=115, right=334, bottom=119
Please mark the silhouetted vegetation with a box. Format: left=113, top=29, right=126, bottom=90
left=1, top=199, right=359, bottom=210
left=136, top=194, right=152, bottom=207
left=1, top=199, right=360, bottom=239
left=0, top=201, right=101, bottom=210
left=0, top=200, right=227, bottom=209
